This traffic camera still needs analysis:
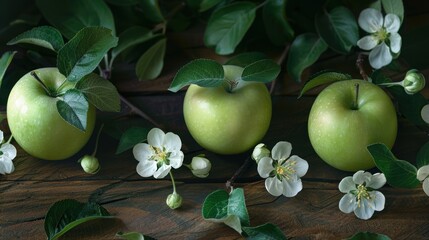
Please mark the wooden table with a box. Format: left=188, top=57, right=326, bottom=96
left=1, top=90, right=429, bottom=239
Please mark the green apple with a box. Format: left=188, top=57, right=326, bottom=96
left=183, top=65, right=272, bottom=155
left=7, top=67, right=96, bottom=160
left=308, top=80, right=397, bottom=171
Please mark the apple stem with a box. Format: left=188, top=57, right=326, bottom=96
left=226, top=156, right=251, bottom=192
left=31, top=71, right=53, bottom=97
left=353, top=83, right=360, bottom=110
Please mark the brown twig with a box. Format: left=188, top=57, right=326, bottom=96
left=226, top=157, right=252, bottom=192
left=356, top=53, right=369, bottom=81
left=270, top=44, right=290, bottom=94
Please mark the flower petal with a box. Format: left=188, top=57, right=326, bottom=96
left=339, top=193, right=356, bottom=214
left=352, top=170, right=371, bottom=185
left=421, top=104, right=429, bottom=124
left=366, top=173, right=387, bottom=189
left=423, top=178, right=429, bottom=196
left=0, top=157, right=14, bottom=174
left=370, top=191, right=385, bottom=211
left=0, top=143, right=17, bottom=160
left=154, top=164, right=171, bottom=179
left=369, top=42, right=392, bottom=69
left=358, top=8, right=383, bottom=33
left=133, top=143, right=153, bottom=162
left=136, top=160, right=157, bottom=178
left=147, top=128, right=165, bottom=148
left=339, top=176, right=357, bottom=193
left=288, top=155, right=308, bottom=177
left=257, top=157, right=274, bottom=178
left=384, top=13, right=401, bottom=33
left=389, top=32, right=401, bottom=53
left=0, top=130, right=3, bottom=143
left=282, top=178, right=303, bottom=197
left=357, top=35, right=379, bottom=50
left=169, top=151, right=184, bottom=169
left=417, top=165, right=429, bottom=181
left=265, top=177, right=283, bottom=196
left=163, top=132, right=182, bottom=151
left=354, top=198, right=375, bottom=220
left=271, top=141, right=292, bottom=161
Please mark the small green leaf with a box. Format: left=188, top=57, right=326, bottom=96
left=225, top=52, right=268, bottom=68
left=56, top=89, right=89, bottom=131
left=105, top=0, right=139, bottom=6
left=140, top=0, right=165, bottom=23
left=0, top=51, right=16, bottom=89
left=168, top=59, right=224, bottom=92
left=116, top=127, right=150, bottom=154
left=111, top=26, right=157, bottom=61
left=57, top=27, right=118, bottom=82
left=417, top=141, right=429, bottom=168
left=263, top=0, right=294, bottom=46
left=241, top=59, right=280, bottom=83
left=202, top=189, right=229, bottom=220
left=242, top=223, right=287, bottom=240
left=298, top=71, right=352, bottom=98
left=36, top=0, right=116, bottom=39
left=227, top=188, right=250, bottom=227
left=135, top=38, right=166, bottom=81
left=204, top=2, right=256, bottom=55
left=286, top=33, right=328, bottom=82
left=199, top=0, right=224, bottom=12
left=367, top=143, right=420, bottom=188
left=75, top=74, right=120, bottom=112
left=347, top=231, right=391, bottom=240
left=7, top=26, right=64, bottom=52
left=381, top=0, right=404, bottom=22
left=315, top=7, right=359, bottom=54
left=44, top=199, right=113, bottom=240
left=116, top=231, right=155, bottom=240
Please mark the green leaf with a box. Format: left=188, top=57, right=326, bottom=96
left=204, top=2, right=256, bottom=55
left=0, top=51, right=16, bottom=90
left=7, top=26, right=64, bottom=52
left=116, top=127, right=150, bottom=154
left=140, top=0, right=165, bottom=23
left=115, top=231, right=155, bottom=240
left=242, top=223, right=287, bottom=240
left=202, top=189, right=229, bottom=220
left=263, top=0, right=294, bottom=46
left=168, top=59, right=224, bottom=92
left=227, top=188, right=250, bottom=227
left=241, top=59, right=280, bottom=83
left=347, top=231, right=391, bottom=240
left=75, top=74, right=120, bottom=112
left=57, top=27, right=118, bottom=82
left=315, top=7, right=359, bottom=54
left=381, top=0, right=404, bottom=22
left=367, top=143, right=420, bottom=188
left=135, top=38, right=166, bottom=81
left=286, top=33, right=328, bottom=82
left=225, top=52, right=268, bottom=68
left=199, top=0, right=224, bottom=12
left=105, top=0, right=140, bottom=6
left=112, top=26, right=157, bottom=61
left=56, top=89, right=89, bottom=131
left=416, top=141, right=429, bottom=168
left=44, top=199, right=113, bottom=240
left=36, top=0, right=115, bottom=39
left=298, top=71, right=352, bottom=98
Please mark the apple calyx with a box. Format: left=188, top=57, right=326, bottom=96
left=352, top=83, right=360, bottom=110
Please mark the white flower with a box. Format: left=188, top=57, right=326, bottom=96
left=189, top=156, right=211, bottom=178
left=257, top=141, right=308, bottom=197
left=417, top=165, right=429, bottom=196
left=133, top=128, right=184, bottom=179
left=0, top=130, right=17, bottom=175
left=338, top=170, right=386, bottom=220
left=357, top=8, right=402, bottom=69
left=251, top=143, right=270, bottom=164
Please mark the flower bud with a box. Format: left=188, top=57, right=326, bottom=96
left=421, top=104, right=429, bottom=124
left=166, top=192, right=182, bottom=209
left=252, top=143, right=270, bottom=164
left=190, top=156, right=211, bottom=178
left=402, top=69, right=426, bottom=95
left=79, top=155, right=100, bottom=174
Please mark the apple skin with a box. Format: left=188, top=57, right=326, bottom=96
left=308, top=80, right=397, bottom=171
left=7, top=67, right=96, bottom=160
left=183, top=65, right=272, bottom=155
